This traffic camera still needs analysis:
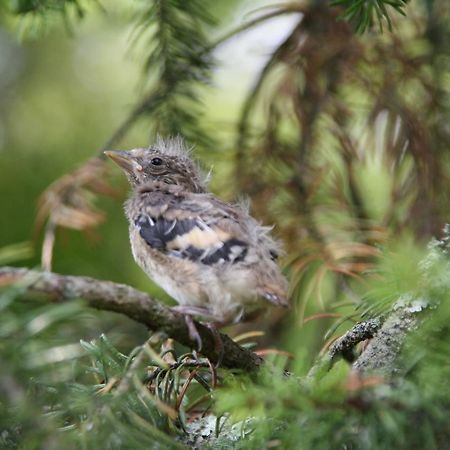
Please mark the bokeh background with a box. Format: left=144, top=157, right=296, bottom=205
left=0, top=0, right=325, bottom=354
left=2, top=0, right=449, bottom=354
left=1, top=0, right=450, bottom=447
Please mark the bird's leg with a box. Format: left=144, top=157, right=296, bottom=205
left=171, top=305, right=217, bottom=321
left=184, top=314, right=203, bottom=351
left=171, top=305, right=217, bottom=352
left=171, top=306, right=224, bottom=366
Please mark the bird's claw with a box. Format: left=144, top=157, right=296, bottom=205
left=184, top=314, right=203, bottom=351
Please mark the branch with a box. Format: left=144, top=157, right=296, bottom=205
left=0, top=266, right=262, bottom=371
left=329, top=319, right=381, bottom=364
left=352, top=297, right=428, bottom=375
left=308, top=319, right=381, bottom=378
left=309, top=296, right=429, bottom=378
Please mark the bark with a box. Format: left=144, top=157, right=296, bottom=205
left=353, top=296, right=428, bottom=375
left=0, top=266, right=262, bottom=371
left=308, top=295, right=429, bottom=378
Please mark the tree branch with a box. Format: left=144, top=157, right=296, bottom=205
left=0, top=266, right=263, bottom=371
left=353, top=296, right=428, bottom=375
left=329, top=319, right=381, bottom=364
left=309, top=296, right=429, bottom=378
left=307, top=319, right=381, bottom=378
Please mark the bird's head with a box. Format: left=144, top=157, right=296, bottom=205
left=104, top=137, right=207, bottom=193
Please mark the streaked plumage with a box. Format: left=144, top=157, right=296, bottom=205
left=105, top=137, right=288, bottom=326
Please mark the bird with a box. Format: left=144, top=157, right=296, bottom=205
left=105, top=137, right=289, bottom=351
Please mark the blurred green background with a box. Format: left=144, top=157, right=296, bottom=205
left=0, top=0, right=288, bottom=284
left=2, top=0, right=450, bottom=448
left=1, top=0, right=450, bottom=357
left=1, top=0, right=314, bottom=354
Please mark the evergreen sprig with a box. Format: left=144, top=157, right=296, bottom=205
left=0, top=280, right=215, bottom=448
left=5, top=0, right=99, bottom=38
left=9, top=0, right=87, bottom=16
left=331, top=0, right=409, bottom=32
left=130, top=0, right=216, bottom=148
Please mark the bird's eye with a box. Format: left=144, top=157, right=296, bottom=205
left=151, top=157, right=163, bottom=166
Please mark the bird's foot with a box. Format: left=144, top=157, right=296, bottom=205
left=171, top=305, right=215, bottom=352
left=171, top=306, right=224, bottom=366
left=183, top=314, right=203, bottom=351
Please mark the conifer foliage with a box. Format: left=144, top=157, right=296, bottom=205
left=1, top=0, right=450, bottom=448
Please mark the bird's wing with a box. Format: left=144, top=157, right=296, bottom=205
left=134, top=195, right=249, bottom=266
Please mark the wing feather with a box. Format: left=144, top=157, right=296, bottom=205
left=135, top=214, right=248, bottom=266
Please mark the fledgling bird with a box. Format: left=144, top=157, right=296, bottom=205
left=105, top=137, right=288, bottom=347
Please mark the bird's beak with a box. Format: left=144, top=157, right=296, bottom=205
left=104, top=150, right=135, bottom=173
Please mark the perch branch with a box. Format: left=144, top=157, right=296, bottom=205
left=0, top=266, right=263, bottom=371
